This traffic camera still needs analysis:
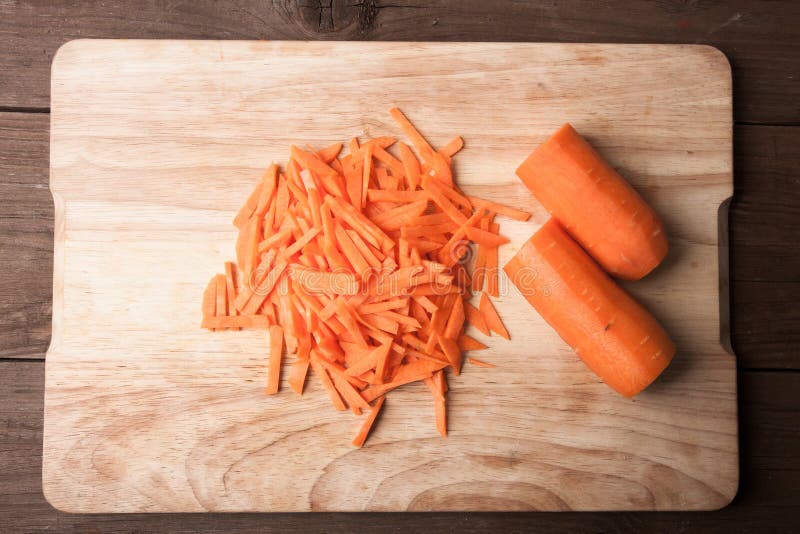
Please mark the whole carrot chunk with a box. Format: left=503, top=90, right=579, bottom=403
left=504, top=218, right=675, bottom=397
left=516, top=123, right=667, bottom=280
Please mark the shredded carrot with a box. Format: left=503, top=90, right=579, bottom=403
left=266, top=325, right=284, bottom=395
left=352, top=396, right=385, bottom=448
left=479, top=292, right=510, bottom=340
left=202, top=108, right=515, bottom=445
left=467, top=357, right=496, bottom=368
left=458, top=334, right=488, bottom=351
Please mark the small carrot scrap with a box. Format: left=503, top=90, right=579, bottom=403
left=479, top=292, right=510, bottom=340
left=202, top=108, right=515, bottom=444
left=458, top=334, right=488, bottom=351
left=352, top=396, right=386, bottom=448
left=467, top=357, right=496, bottom=368
left=266, top=325, right=284, bottom=395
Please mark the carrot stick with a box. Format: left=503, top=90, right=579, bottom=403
left=467, top=357, right=495, bottom=368
left=466, top=196, right=531, bottom=222
left=317, top=142, right=343, bottom=163
left=464, top=302, right=490, bottom=336
left=254, top=164, right=279, bottom=218
left=440, top=136, right=464, bottom=158
left=287, top=357, right=310, bottom=394
left=367, top=189, right=426, bottom=203
left=397, top=141, right=421, bottom=190
left=266, top=325, right=284, bottom=395
left=486, top=221, right=500, bottom=297
left=504, top=218, right=675, bottom=397
left=515, top=123, right=668, bottom=280
left=241, top=260, right=288, bottom=316
left=464, top=226, right=509, bottom=248
left=352, top=396, right=385, bottom=448
left=389, top=107, right=435, bottom=160
left=361, top=144, right=373, bottom=210
left=224, top=262, right=240, bottom=330
left=310, top=358, right=346, bottom=411
left=479, top=292, right=509, bottom=340
left=458, top=334, right=488, bottom=351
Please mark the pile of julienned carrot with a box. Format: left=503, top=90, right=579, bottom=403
left=202, top=108, right=526, bottom=447
left=507, top=123, right=676, bottom=398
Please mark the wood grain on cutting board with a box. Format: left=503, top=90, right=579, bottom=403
left=44, top=40, right=736, bottom=512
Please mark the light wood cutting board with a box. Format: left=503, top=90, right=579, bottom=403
left=44, top=40, right=736, bottom=512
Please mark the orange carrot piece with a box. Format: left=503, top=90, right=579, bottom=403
left=284, top=227, right=321, bottom=258
left=288, top=357, right=310, bottom=394
left=331, top=372, right=370, bottom=415
left=439, top=136, right=464, bottom=158
left=352, top=396, right=386, bottom=448
left=437, top=335, right=462, bottom=373
left=334, top=223, right=372, bottom=278
left=397, top=141, right=421, bottom=190
left=504, top=218, right=675, bottom=397
left=233, top=180, right=263, bottom=228
left=201, top=276, right=217, bottom=327
left=310, top=358, right=347, bottom=411
left=486, top=222, right=500, bottom=297
left=458, top=334, right=488, bottom=351
left=464, top=302, right=490, bottom=336
left=467, top=357, right=495, bottom=368
left=464, top=225, right=509, bottom=248
left=362, top=359, right=449, bottom=402
left=266, top=325, right=284, bottom=395
left=371, top=145, right=405, bottom=177
left=242, top=259, right=288, bottom=316
left=273, top=175, right=290, bottom=232
left=224, top=262, right=241, bottom=330
left=389, top=107, right=435, bottom=159
left=346, top=229, right=383, bottom=269
left=214, top=273, right=227, bottom=324
left=367, top=189, right=426, bottom=203
left=467, top=196, right=531, bottom=222
left=254, top=164, right=279, bottom=218
left=479, top=292, right=509, bottom=340
left=361, top=144, right=373, bottom=210
left=443, top=296, right=465, bottom=340
left=317, top=142, right=343, bottom=163
left=421, top=176, right=467, bottom=225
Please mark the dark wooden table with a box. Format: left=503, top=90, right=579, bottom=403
left=2, top=2, right=798, bottom=532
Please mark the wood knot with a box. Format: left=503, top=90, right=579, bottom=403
left=289, top=0, right=379, bottom=38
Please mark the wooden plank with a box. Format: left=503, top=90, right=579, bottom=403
left=1, top=1, right=799, bottom=123
left=4, top=360, right=798, bottom=531
left=42, top=41, right=736, bottom=512
left=730, top=125, right=800, bottom=368
left=0, top=113, right=52, bottom=359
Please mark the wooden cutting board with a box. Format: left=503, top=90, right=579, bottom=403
left=44, top=40, right=736, bottom=512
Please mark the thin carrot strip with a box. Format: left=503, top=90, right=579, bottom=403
left=467, top=196, right=531, bottom=221
left=367, top=189, right=426, bottom=203
left=439, top=136, right=464, bottom=158
left=266, top=325, right=284, bottom=394
left=464, top=301, right=490, bottom=336
left=352, top=396, right=385, bottom=448
left=287, top=357, right=310, bottom=394
left=458, top=334, right=488, bottom=351
left=310, top=358, right=347, bottom=411
left=361, top=144, right=373, bottom=210
left=467, top=357, right=496, bottom=368
left=241, top=260, right=288, bottom=315
left=317, top=142, right=343, bottom=163
left=371, top=145, right=405, bottom=177
left=487, top=221, right=500, bottom=297
left=465, top=225, right=510, bottom=248
left=479, top=292, right=509, bottom=340
left=284, top=227, right=321, bottom=258
left=334, top=223, right=372, bottom=278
